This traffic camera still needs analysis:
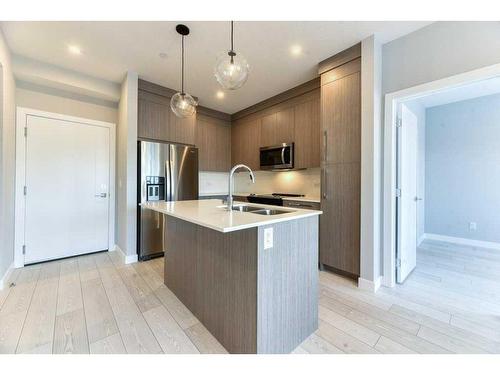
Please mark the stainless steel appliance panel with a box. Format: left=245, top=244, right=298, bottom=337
left=138, top=141, right=199, bottom=261
left=139, top=141, right=170, bottom=259
left=168, top=144, right=199, bottom=201
left=259, top=143, right=294, bottom=170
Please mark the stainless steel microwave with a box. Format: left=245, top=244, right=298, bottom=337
left=259, top=143, right=294, bottom=170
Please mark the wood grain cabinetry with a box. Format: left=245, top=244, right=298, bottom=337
left=294, top=94, right=320, bottom=169
left=231, top=83, right=320, bottom=170
left=138, top=89, right=195, bottom=145
left=319, top=57, right=361, bottom=277
left=260, top=107, right=295, bottom=147
left=231, top=118, right=261, bottom=170
left=196, top=114, right=231, bottom=171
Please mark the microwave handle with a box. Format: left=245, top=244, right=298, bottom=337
left=281, top=147, right=286, bottom=165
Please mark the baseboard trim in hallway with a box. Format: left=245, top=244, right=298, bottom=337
left=423, top=233, right=500, bottom=250
left=357, top=276, right=382, bottom=292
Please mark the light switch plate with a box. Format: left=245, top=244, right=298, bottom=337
left=264, top=227, right=273, bottom=249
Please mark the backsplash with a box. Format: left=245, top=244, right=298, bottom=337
left=234, top=168, right=321, bottom=198
left=199, top=172, right=229, bottom=195
left=199, top=169, right=321, bottom=198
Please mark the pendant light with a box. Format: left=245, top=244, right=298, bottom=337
left=171, top=24, right=197, bottom=118
left=214, top=21, right=249, bottom=90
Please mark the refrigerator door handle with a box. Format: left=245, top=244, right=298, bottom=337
left=165, top=159, right=171, bottom=201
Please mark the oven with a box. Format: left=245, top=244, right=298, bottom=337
left=259, top=143, right=294, bottom=170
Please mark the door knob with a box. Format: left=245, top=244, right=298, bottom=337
left=95, top=193, right=107, bottom=198
left=414, top=196, right=423, bottom=201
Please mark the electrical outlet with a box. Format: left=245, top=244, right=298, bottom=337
left=469, top=222, right=477, bottom=232
left=264, top=227, right=273, bottom=249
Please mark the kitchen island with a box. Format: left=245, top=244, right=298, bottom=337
left=143, top=199, right=321, bottom=354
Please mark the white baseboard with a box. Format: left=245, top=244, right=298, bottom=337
left=423, top=233, right=500, bottom=250
left=357, top=276, right=382, bottom=293
left=417, top=234, right=426, bottom=246
left=0, top=262, right=15, bottom=290
left=113, top=244, right=138, bottom=264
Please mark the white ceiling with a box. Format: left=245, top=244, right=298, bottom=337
left=1, top=21, right=431, bottom=113
left=412, top=76, right=500, bottom=108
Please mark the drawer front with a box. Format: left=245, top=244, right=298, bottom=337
left=283, top=200, right=320, bottom=210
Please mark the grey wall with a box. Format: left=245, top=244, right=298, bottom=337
left=382, top=22, right=500, bottom=95
left=0, top=29, right=16, bottom=283
left=404, top=101, right=426, bottom=242
left=425, top=93, right=500, bottom=243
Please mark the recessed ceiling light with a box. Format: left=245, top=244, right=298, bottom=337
left=216, top=91, right=225, bottom=99
left=290, top=44, right=303, bottom=57
left=68, top=45, right=82, bottom=55
left=159, top=52, right=167, bottom=59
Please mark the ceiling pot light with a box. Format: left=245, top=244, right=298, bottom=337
left=170, top=24, right=197, bottom=118
left=68, top=45, right=82, bottom=55
left=214, top=21, right=249, bottom=90
left=216, top=90, right=225, bottom=99
left=290, top=44, right=303, bottom=56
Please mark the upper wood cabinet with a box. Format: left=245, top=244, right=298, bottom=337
left=196, top=114, right=231, bottom=172
left=294, top=94, right=320, bottom=169
left=230, top=86, right=320, bottom=170
left=231, top=118, right=261, bottom=170
left=138, top=90, right=195, bottom=145
left=321, top=59, right=361, bottom=165
left=260, top=107, right=295, bottom=147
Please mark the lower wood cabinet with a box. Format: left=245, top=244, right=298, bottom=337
left=196, top=114, right=231, bottom=172
left=320, top=163, right=360, bottom=276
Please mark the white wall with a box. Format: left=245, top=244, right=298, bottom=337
left=359, top=35, right=383, bottom=289
left=404, top=101, right=426, bottom=242
left=116, top=72, right=138, bottom=258
left=425, top=93, right=500, bottom=244
left=16, top=82, right=117, bottom=124
left=0, top=29, right=16, bottom=285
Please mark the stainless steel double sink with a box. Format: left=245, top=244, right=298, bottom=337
left=231, top=205, right=291, bottom=216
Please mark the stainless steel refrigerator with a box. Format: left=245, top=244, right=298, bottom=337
left=137, top=140, right=198, bottom=260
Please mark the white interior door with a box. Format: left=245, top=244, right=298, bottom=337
left=397, top=104, right=418, bottom=283
left=24, top=115, right=110, bottom=264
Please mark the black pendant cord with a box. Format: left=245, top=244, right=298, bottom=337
left=181, top=35, right=185, bottom=95
left=229, top=20, right=235, bottom=64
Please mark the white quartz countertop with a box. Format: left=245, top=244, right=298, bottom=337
left=142, top=199, right=322, bottom=233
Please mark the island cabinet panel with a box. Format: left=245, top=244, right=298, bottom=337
left=294, top=94, right=321, bottom=169
left=164, top=216, right=258, bottom=353
left=231, top=117, right=261, bottom=170
left=138, top=90, right=195, bottom=145
left=196, top=114, right=231, bottom=171
left=257, top=216, right=319, bottom=354
left=319, top=56, right=361, bottom=277
left=163, top=215, right=319, bottom=354
left=260, top=107, right=295, bottom=147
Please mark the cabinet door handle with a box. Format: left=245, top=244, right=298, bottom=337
left=322, top=168, right=327, bottom=200
left=323, top=130, right=328, bottom=163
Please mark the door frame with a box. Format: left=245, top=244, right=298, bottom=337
left=383, top=63, right=500, bottom=287
left=14, top=107, right=116, bottom=268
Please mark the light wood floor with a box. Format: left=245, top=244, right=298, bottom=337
left=1, top=239, right=499, bottom=354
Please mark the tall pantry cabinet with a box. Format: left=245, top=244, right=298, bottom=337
left=319, top=48, right=361, bottom=277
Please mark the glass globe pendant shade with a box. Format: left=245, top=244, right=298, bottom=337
left=214, top=51, right=249, bottom=90
left=170, top=92, right=197, bottom=118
